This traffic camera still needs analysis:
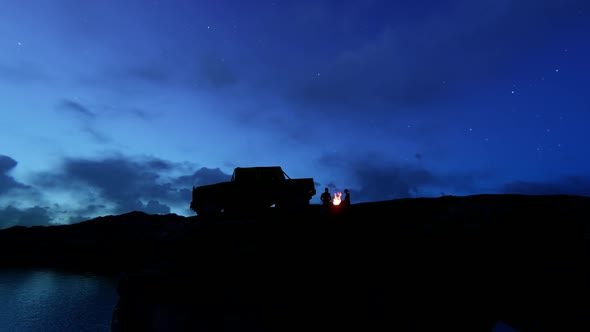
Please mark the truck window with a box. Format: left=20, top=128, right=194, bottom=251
left=232, top=167, right=286, bottom=182
left=235, top=169, right=257, bottom=183
left=259, top=168, right=285, bottom=181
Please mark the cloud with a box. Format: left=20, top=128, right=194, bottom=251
left=84, top=126, right=111, bottom=144
left=286, top=27, right=439, bottom=110
left=99, top=62, right=178, bottom=90
left=125, top=66, right=172, bottom=85
left=232, top=106, right=317, bottom=145
left=144, top=200, right=171, bottom=214
left=75, top=64, right=171, bottom=96
left=55, top=99, right=112, bottom=143
left=57, top=99, right=96, bottom=119
left=76, top=52, right=239, bottom=100
left=318, top=150, right=590, bottom=203
left=0, top=155, right=17, bottom=173
left=0, top=155, right=53, bottom=228
left=35, top=155, right=230, bottom=219
left=281, top=0, right=587, bottom=112
left=501, top=177, right=590, bottom=197
left=317, top=151, right=481, bottom=202
left=198, top=54, right=238, bottom=88
left=55, top=156, right=177, bottom=214
left=0, top=205, right=52, bottom=229
left=0, top=155, right=29, bottom=195
left=63, top=204, right=108, bottom=224
left=175, top=167, right=231, bottom=187
left=0, top=63, right=51, bottom=84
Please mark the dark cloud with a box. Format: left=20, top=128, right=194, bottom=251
left=318, top=152, right=480, bottom=202
left=0, top=205, right=52, bottom=229
left=175, top=167, right=231, bottom=187
left=282, top=0, right=588, bottom=111
left=78, top=53, right=238, bottom=98
left=0, top=62, right=51, bottom=83
left=90, top=62, right=178, bottom=91
left=0, top=155, right=29, bottom=195
left=144, top=200, right=171, bottom=214
left=285, top=27, right=442, bottom=110
left=84, top=126, right=111, bottom=144
left=319, top=150, right=590, bottom=203
left=146, top=158, right=176, bottom=171
left=0, top=155, right=17, bottom=173
left=501, top=177, right=590, bottom=197
left=65, top=204, right=108, bottom=224
left=55, top=99, right=112, bottom=143
left=126, top=66, right=172, bottom=84
left=57, top=99, right=96, bottom=118
left=351, top=165, right=433, bottom=202
left=199, top=54, right=238, bottom=88
left=232, top=108, right=315, bottom=145
left=56, top=156, right=176, bottom=214
left=129, top=108, right=156, bottom=121
left=36, top=155, right=228, bottom=217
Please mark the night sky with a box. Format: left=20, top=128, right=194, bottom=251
left=1, top=0, right=589, bottom=227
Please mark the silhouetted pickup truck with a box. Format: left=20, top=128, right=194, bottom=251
left=190, top=166, right=317, bottom=216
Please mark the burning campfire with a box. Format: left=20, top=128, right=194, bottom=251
left=333, top=192, right=342, bottom=206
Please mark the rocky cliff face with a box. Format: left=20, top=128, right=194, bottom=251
left=1, top=194, right=589, bottom=331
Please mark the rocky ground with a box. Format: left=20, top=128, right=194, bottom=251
left=1, top=194, right=589, bottom=331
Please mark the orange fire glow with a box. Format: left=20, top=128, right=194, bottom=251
left=333, top=192, right=342, bottom=205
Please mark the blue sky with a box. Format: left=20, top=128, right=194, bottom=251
left=1, top=0, right=589, bottom=227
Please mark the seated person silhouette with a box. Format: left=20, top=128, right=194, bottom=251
left=320, top=187, right=332, bottom=207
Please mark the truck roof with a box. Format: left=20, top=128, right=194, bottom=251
left=234, top=166, right=283, bottom=171
left=231, top=166, right=290, bottom=181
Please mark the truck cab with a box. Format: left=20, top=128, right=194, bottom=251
left=190, top=166, right=316, bottom=216
left=231, top=166, right=288, bottom=183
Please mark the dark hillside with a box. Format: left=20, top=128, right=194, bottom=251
left=1, top=194, right=589, bottom=331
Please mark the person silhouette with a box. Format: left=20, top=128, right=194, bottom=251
left=320, top=187, right=332, bottom=207
left=343, top=189, right=351, bottom=207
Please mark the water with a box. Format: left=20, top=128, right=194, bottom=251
left=0, top=269, right=520, bottom=332
left=0, top=269, right=119, bottom=332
